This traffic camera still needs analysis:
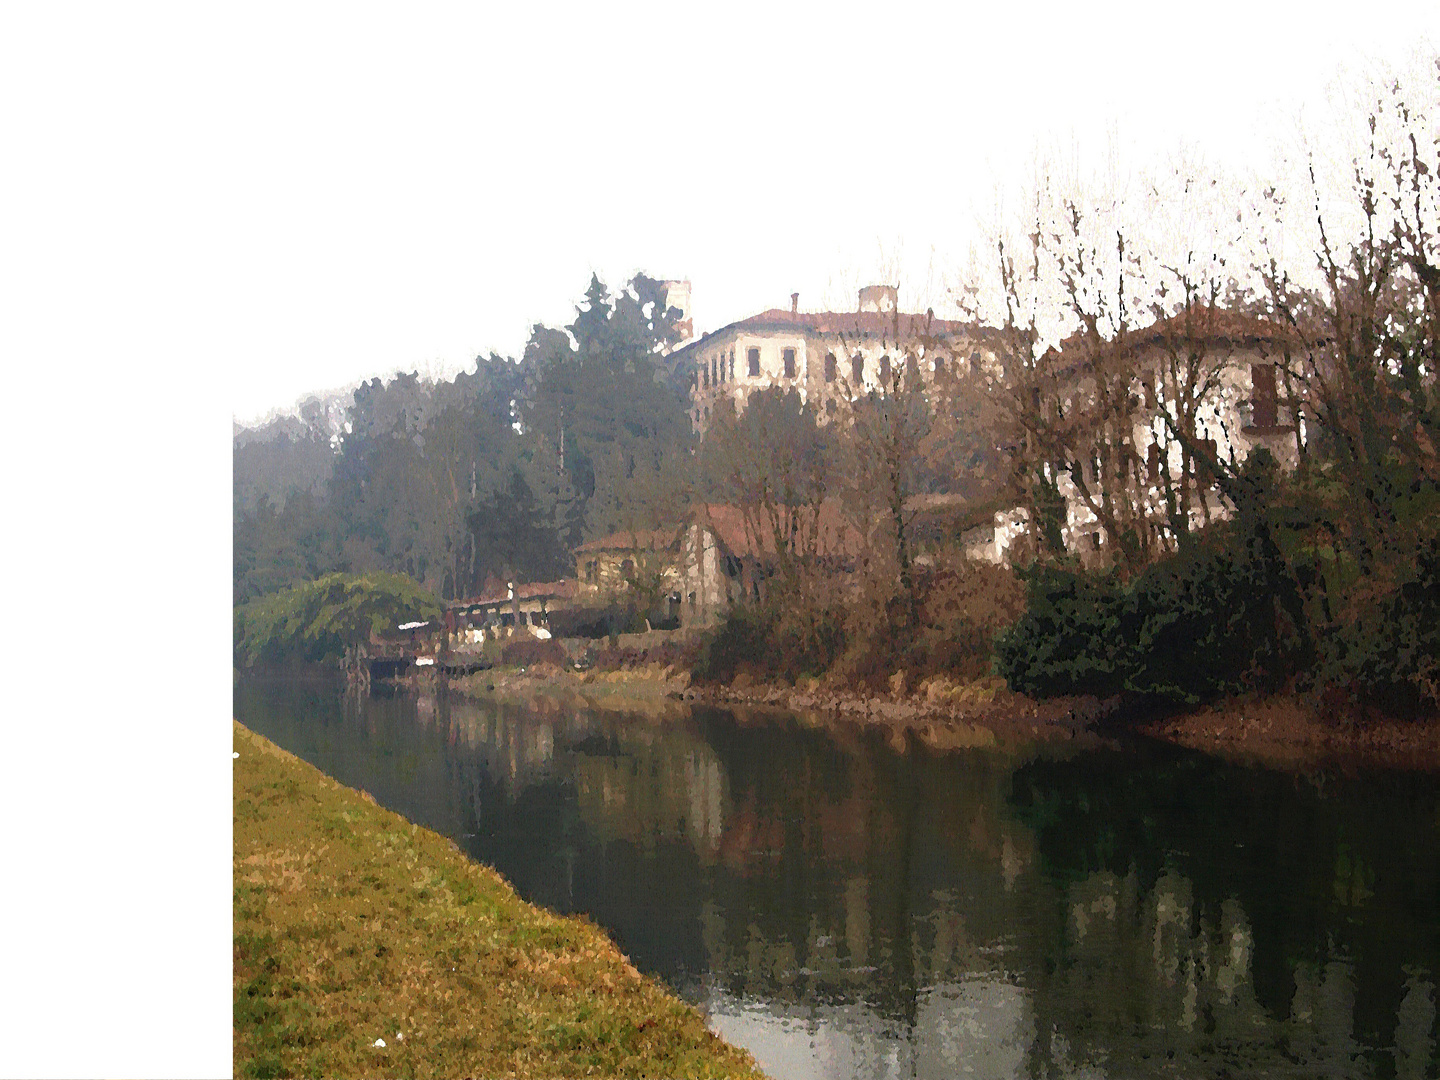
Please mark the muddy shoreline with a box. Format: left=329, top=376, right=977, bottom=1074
left=445, top=661, right=1440, bottom=772
left=1136, top=696, right=1440, bottom=773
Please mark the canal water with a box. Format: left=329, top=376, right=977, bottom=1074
left=234, top=676, right=1440, bottom=1079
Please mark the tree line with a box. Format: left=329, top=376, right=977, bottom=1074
left=235, top=273, right=693, bottom=605
left=237, top=61, right=1438, bottom=716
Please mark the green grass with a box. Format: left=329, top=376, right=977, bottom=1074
left=233, top=720, right=762, bottom=1078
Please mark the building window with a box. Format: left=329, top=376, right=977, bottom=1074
left=879, top=355, right=891, bottom=384
left=729, top=351, right=735, bottom=381
left=1250, top=363, right=1278, bottom=428
left=824, top=352, right=837, bottom=382
left=783, top=348, right=796, bottom=379
left=851, top=354, right=864, bottom=384
left=701, top=361, right=709, bottom=390
left=747, top=347, right=760, bottom=377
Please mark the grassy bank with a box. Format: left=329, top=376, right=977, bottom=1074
left=233, top=720, right=761, bottom=1079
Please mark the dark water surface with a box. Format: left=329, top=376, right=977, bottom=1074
left=234, top=676, right=1440, bottom=1078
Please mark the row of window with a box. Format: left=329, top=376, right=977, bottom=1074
left=700, top=347, right=962, bottom=392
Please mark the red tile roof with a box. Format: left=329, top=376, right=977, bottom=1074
left=573, top=526, right=685, bottom=555
left=1131, top=307, right=1308, bottom=348
left=695, top=502, right=865, bottom=560
left=734, top=308, right=976, bottom=338
left=1044, top=308, right=1307, bottom=360
left=675, top=308, right=990, bottom=358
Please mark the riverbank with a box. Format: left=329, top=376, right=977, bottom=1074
left=451, top=660, right=1105, bottom=751
left=1138, top=696, right=1440, bottom=773
left=232, top=721, right=761, bottom=1079
left=701, top=676, right=1440, bottom=771
left=685, top=673, right=1107, bottom=752
left=451, top=660, right=692, bottom=719
left=448, top=657, right=1440, bottom=771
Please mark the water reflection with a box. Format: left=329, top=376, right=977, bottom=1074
left=236, top=677, right=1440, bottom=1079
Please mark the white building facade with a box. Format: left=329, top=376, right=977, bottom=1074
left=677, top=286, right=996, bottom=434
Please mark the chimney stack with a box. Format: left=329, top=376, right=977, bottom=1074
left=791, top=292, right=799, bottom=315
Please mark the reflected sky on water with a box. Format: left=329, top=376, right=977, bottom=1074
left=235, top=676, right=1440, bottom=1079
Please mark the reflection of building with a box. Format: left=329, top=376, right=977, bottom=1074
left=571, top=726, right=730, bottom=862
left=677, top=286, right=994, bottom=435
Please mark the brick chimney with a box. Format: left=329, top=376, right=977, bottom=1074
left=791, top=292, right=799, bottom=314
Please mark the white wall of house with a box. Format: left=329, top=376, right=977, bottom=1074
left=686, top=325, right=993, bottom=435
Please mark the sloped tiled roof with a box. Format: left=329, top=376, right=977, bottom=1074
left=1131, top=307, right=1308, bottom=348
left=1044, top=308, right=1308, bottom=360
left=733, top=308, right=976, bottom=338
left=673, top=308, right=991, bottom=360
left=573, top=527, right=685, bottom=555
left=695, top=502, right=865, bottom=561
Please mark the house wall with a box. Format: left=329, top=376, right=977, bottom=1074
left=680, top=524, right=722, bottom=626
left=576, top=549, right=683, bottom=600
left=686, top=325, right=994, bottom=435
left=1045, top=340, right=1306, bottom=563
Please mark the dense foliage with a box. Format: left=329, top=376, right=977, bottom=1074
left=996, top=471, right=1440, bottom=714
left=233, top=572, right=443, bottom=667
left=234, top=273, right=691, bottom=604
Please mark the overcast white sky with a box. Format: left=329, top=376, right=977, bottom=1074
left=220, top=3, right=1436, bottom=423
left=13, top=4, right=1440, bottom=425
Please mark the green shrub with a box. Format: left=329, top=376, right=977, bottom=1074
left=234, top=571, right=442, bottom=667
left=994, top=565, right=1129, bottom=699
left=693, top=598, right=846, bottom=686
left=996, top=526, right=1311, bottom=706
left=1317, top=539, right=1440, bottom=718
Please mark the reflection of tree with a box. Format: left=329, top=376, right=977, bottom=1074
left=1010, top=743, right=1440, bottom=1075
left=236, top=680, right=1440, bottom=1076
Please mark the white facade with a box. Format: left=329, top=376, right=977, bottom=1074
left=680, top=287, right=994, bottom=434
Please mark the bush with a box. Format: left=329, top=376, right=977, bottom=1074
left=911, top=559, right=1026, bottom=682
left=693, top=597, right=846, bottom=686
left=1121, top=529, right=1307, bottom=703
left=996, top=524, right=1312, bottom=706
left=546, top=603, right=648, bottom=640
left=994, top=565, right=1129, bottom=699
left=234, top=571, right=442, bottom=667
left=1317, top=538, right=1440, bottom=719
left=500, top=638, right=569, bottom=669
